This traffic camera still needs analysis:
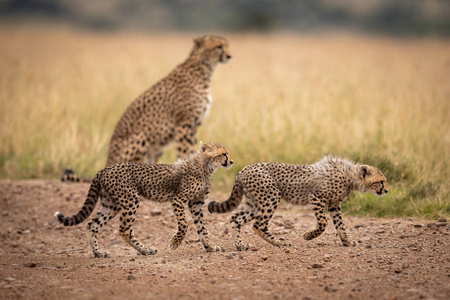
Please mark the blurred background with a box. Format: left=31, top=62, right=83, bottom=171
left=0, top=0, right=449, bottom=35
left=0, top=0, right=449, bottom=219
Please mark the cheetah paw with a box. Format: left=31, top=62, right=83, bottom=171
left=236, top=243, right=253, bottom=251
left=342, top=240, right=357, bottom=247
left=169, top=237, right=182, bottom=250
left=302, top=232, right=315, bottom=241
left=204, top=245, right=223, bottom=252
left=93, top=250, right=110, bottom=258
left=213, top=245, right=226, bottom=252
left=140, top=247, right=158, bottom=255
left=281, top=240, right=292, bottom=247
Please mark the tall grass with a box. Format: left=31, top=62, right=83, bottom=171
left=0, top=26, right=449, bottom=218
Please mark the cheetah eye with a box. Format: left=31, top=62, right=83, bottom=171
left=216, top=45, right=223, bottom=49
left=222, top=153, right=227, bottom=157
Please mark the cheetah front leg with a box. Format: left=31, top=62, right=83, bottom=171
left=188, top=198, right=223, bottom=252
left=303, top=195, right=328, bottom=241
left=329, top=204, right=356, bottom=247
left=252, top=197, right=291, bottom=248
left=118, top=193, right=157, bottom=256
left=169, top=197, right=188, bottom=250
left=175, top=123, right=197, bottom=159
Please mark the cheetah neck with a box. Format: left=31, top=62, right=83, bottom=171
left=316, top=155, right=365, bottom=193
left=182, top=56, right=217, bottom=81
left=348, top=165, right=365, bottom=193
left=175, top=153, right=217, bottom=180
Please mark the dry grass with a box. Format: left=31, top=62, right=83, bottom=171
left=0, top=25, right=449, bottom=218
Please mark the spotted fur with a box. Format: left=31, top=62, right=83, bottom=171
left=56, top=142, right=233, bottom=258
left=208, top=156, right=388, bottom=251
left=62, top=35, right=231, bottom=183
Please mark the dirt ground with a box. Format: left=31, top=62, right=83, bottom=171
left=0, top=180, right=449, bottom=300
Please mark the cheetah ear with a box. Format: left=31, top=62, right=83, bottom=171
left=199, top=141, right=207, bottom=152
left=194, top=37, right=204, bottom=48
left=360, top=165, right=371, bottom=179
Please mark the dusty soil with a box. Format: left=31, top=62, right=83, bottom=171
left=0, top=180, right=449, bottom=300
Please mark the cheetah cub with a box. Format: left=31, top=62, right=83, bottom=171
left=208, top=156, right=388, bottom=251
left=55, top=142, right=233, bottom=258
left=63, top=35, right=231, bottom=182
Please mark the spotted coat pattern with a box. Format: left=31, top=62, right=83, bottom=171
left=56, top=142, right=233, bottom=258
left=208, top=156, right=388, bottom=251
left=62, top=36, right=231, bottom=183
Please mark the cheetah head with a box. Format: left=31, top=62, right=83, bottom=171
left=359, top=165, right=388, bottom=197
left=192, top=36, right=232, bottom=65
left=199, top=141, right=233, bottom=169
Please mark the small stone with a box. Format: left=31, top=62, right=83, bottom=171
left=127, top=275, right=136, bottom=280
left=413, top=224, right=424, bottom=228
left=438, top=218, right=447, bottom=223
left=325, top=285, right=338, bottom=292
left=24, top=262, right=37, bottom=268
left=261, top=256, right=268, bottom=261
left=394, top=269, right=402, bottom=274
left=354, top=224, right=364, bottom=229
left=250, top=247, right=259, bottom=252
left=310, top=263, right=324, bottom=269
left=436, top=222, right=447, bottom=227
left=130, top=258, right=135, bottom=262
left=365, top=244, right=372, bottom=249
left=3, top=277, right=15, bottom=282
left=150, top=209, right=162, bottom=216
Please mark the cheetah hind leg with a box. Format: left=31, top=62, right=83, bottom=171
left=85, top=203, right=117, bottom=258
left=229, top=205, right=257, bottom=251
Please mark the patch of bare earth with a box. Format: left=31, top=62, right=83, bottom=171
left=0, top=180, right=449, bottom=300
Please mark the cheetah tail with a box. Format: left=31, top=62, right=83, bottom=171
left=208, top=179, right=244, bottom=214
left=61, top=168, right=93, bottom=183
left=55, top=175, right=101, bottom=226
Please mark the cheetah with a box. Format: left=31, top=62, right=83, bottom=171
left=208, top=156, right=388, bottom=251
left=62, top=35, right=231, bottom=182
left=55, top=142, right=233, bottom=258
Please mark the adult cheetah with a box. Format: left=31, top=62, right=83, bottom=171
left=63, top=35, right=231, bottom=182
left=208, top=156, right=388, bottom=251
left=55, top=142, right=233, bottom=258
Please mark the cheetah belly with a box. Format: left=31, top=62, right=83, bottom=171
left=197, top=91, right=213, bottom=124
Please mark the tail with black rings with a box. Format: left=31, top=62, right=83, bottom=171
left=208, top=178, right=244, bottom=214
left=61, top=168, right=93, bottom=183
left=55, top=173, right=102, bottom=226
